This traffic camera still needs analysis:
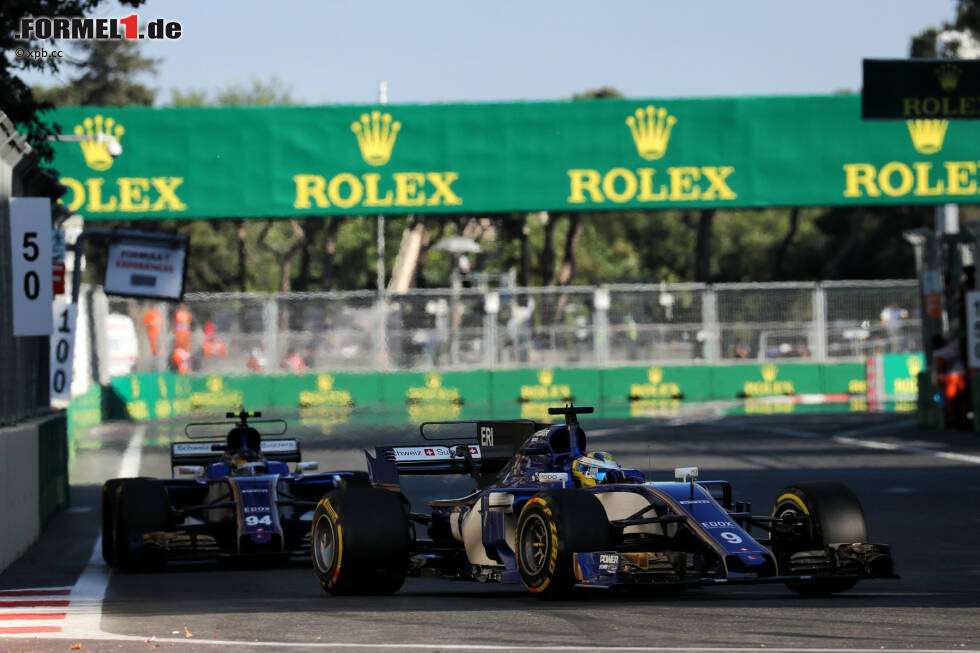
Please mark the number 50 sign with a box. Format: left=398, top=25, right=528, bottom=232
left=8, top=198, right=53, bottom=336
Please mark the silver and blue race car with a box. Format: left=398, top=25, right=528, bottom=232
left=102, top=411, right=368, bottom=571
left=311, top=405, right=897, bottom=598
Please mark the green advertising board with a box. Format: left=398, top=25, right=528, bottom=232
left=863, top=59, right=980, bottom=119
left=882, top=352, right=925, bottom=397
left=47, top=94, right=980, bottom=220
left=95, top=360, right=879, bottom=425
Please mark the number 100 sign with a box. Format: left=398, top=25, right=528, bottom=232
left=50, top=297, right=77, bottom=402
left=967, top=291, right=980, bottom=369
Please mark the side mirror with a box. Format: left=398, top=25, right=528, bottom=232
left=674, top=466, right=699, bottom=482
left=296, top=461, right=319, bottom=473
left=176, top=465, right=203, bottom=476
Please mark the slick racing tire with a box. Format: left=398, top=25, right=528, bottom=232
left=113, top=479, right=169, bottom=573
left=770, top=481, right=868, bottom=596
left=516, top=490, right=613, bottom=599
left=312, top=488, right=409, bottom=595
left=101, top=479, right=125, bottom=567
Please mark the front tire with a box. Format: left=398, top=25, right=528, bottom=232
left=516, top=490, right=612, bottom=599
left=113, top=479, right=169, bottom=572
left=312, top=488, right=409, bottom=595
left=770, top=481, right=868, bottom=596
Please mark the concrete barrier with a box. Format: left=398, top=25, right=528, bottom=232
left=0, top=413, right=68, bottom=572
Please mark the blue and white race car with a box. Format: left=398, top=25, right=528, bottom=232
left=102, top=411, right=368, bottom=571
left=311, top=406, right=897, bottom=597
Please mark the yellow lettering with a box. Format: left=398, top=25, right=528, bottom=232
left=567, top=169, right=603, bottom=203
left=602, top=168, right=637, bottom=203
left=150, top=177, right=186, bottom=211
left=362, top=173, right=393, bottom=207
left=327, top=173, right=363, bottom=208
left=393, top=172, right=425, bottom=206
left=668, top=167, right=700, bottom=201
left=426, top=172, right=462, bottom=206
left=913, top=162, right=945, bottom=196
left=878, top=162, right=914, bottom=197
left=701, top=166, right=737, bottom=200
left=945, top=161, right=978, bottom=195
left=60, top=177, right=85, bottom=212
left=637, top=168, right=667, bottom=201
left=118, top=177, right=150, bottom=211
left=293, top=174, right=329, bottom=209
left=85, top=178, right=117, bottom=212
left=903, top=97, right=921, bottom=117
left=843, top=163, right=880, bottom=197
left=923, top=97, right=940, bottom=115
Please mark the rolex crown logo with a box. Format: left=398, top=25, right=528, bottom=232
left=906, top=119, right=948, bottom=155
left=317, top=374, right=335, bottom=391
left=75, top=114, right=124, bottom=171
left=206, top=376, right=223, bottom=392
left=647, top=367, right=663, bottom=384
left=351, top=110, right=401, bottom=166
left=907, top=356, right=923, bottom=377
left=625, top=105, right=676, bottom=161
left=761, top=364, right=778, bottom=383
left=425, top=373, right=442, bottom=389
left=936, top=62, right=962, bottom=93
left=537, top=369, right=554, bottom=387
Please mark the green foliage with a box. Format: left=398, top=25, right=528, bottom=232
left=33, top=39, right=158, bottom=107
left=171, top=78, right=296, bottom=107
left=1, top=0, right=146, bottom=161
left=909, top=0, right=980, bottom=57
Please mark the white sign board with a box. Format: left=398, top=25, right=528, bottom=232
left=105, top=242, right=186, bottom=300
left=8, top=198, right=53, bottom=336
left=49, top=297, right=77, bottom=402
left=966, top=291, right=980, bottom=369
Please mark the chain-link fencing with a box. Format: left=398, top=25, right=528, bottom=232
left=106, top=280, right=921, bottom=376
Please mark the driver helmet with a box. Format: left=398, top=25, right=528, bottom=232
left=572, top=451, right=622, bottom=487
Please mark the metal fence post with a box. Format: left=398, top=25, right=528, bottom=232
left=484, top=291, right=499, bottom=368
left=593, top=287, right=610, bottom=366
left=701, top=287, right=720, bottom=362
left=263, top=296, right=279, bottom=370
left=813, top=283, right=827, bottom=361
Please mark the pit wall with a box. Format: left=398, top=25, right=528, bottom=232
left=92, top=358, right=923, bottom=426
left=0, top=413, right=68, bottom=571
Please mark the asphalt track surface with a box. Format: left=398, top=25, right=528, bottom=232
left=2, top=408, right=980, bottom=653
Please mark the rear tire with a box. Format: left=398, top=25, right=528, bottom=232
left=770, top=481, right=868, bottom=596
left=113, top=479, right=169, bottom=572
left=312, top=488, right=409, bottom=595
left=516, top=490, right=613, bottom=599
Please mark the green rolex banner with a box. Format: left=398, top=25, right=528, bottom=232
left=48, top=94, right=980, bottom=220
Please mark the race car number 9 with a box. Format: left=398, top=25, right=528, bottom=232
left=246, top=515, right=272, bottom=526
left=720, top=532, right=743, bottom=544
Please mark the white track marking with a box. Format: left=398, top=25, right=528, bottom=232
left=0, top=636, right=975, bottom=652
left=727, top=417, right=980, bottom=465
left=59, top=425, right=145, bottom=638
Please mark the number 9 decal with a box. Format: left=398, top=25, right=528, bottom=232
left=721, top=531, right=743, bottom=544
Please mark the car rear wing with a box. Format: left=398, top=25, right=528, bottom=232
left=366, top=419, right=545, bottom=489
left=170, top=438, right=302, bottom=468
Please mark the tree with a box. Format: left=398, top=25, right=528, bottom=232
left=33, top=39, right=158, bottom=106
left=910, top=0, right=980, bottom=57
left=1, top=0, right=146, bottom=161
